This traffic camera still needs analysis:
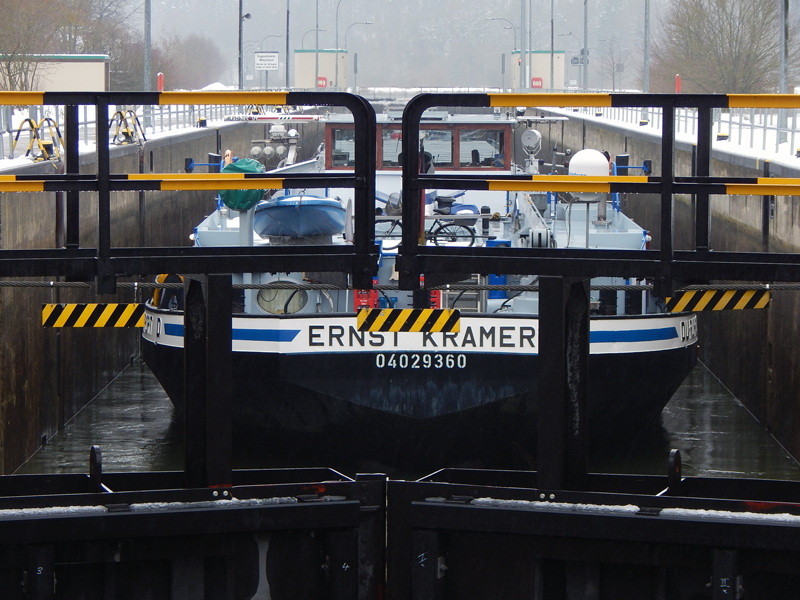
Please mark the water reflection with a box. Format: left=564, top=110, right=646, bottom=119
left=16, top=359, right=183, bottom=474
left=16, top=359, right=800, bottom=481
left=589, top=364, right=800, bottom=480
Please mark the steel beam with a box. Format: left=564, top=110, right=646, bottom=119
left=183, top=275, right=232, bottom=489
left=537, top=277, right=590, bottom=491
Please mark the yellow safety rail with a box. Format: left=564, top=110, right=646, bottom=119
left=109, top=110, right=147, bottom=146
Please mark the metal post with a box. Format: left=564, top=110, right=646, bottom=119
left=657, top=100, right=676, bottom=298
left=285, top=0, right=290, bottom=88
left=549, top=0, right=554, bottom=89
left=583, top=0, right=588, bottom=90
left=238, top=0, right=244, bottom=89
left=778, top=0, right=788, bottom=142
left=537, top=277, right=590, bottom=491
left=315, top=0, right=319, bottom=88
left=643, top=0, right=650, bottom=93
left=335, top=0, right=345, bottom=88
left=695, top=106, right=712, bottom=251
left=183, top=274, right=233, bottom=489
left=65, top=105, right=80, bottom=249
left=762, top=160, right=773, bottom=250
left=520, top=0, right=526, bottom=89
left=143, top=0, right=152, bottom=129
left=95, top=96, right=115, bottom=294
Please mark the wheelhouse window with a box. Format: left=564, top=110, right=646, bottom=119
left=331, top=128, right=355, bottom=166
left=381, top=128, right=403, bottom=166
left=459, top=129, right=505, bottom=167
left=421, top=129, right=454, bottom=168
left=379, top=128, right=454, bottom=168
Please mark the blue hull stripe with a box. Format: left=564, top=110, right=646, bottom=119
left=235, top=328, right=301, bottom=342
left=162, top=324, right=300, bottom=343
left=164, top=323, right=183, bottom=337
left=590, top=327, right=677, bottom=343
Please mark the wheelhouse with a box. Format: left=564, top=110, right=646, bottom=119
left=324, top=111, right=514, bottom=171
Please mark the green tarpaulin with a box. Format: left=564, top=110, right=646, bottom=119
left=219, top=158, right=266, bottom=210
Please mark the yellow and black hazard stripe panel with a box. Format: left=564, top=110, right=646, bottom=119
left=665, top=289, right=770, bottom=313
left=158, top=91, right=290, bottom=106
left=123, top=173, right=287, bottom=192
left=42, top=303, right=145, bottom=328
left=483, top=175, right=651, bottom=194
left=357, top=308, right=460, bottom=333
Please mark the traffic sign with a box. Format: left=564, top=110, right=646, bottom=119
left=254, top=51, right=279, bottom=71
left=571, top=57, right=588, bottom=66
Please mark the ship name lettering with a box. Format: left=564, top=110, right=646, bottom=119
left=310, top=324, right=536, bottom=349
left=442, top=331, right=458, bottom=347
left=349, top=326, right=365, bottom=346
left=329, top=325, right=346, bottom=346
left=461, top=327, right=476, bottom=347
left=309, top=325, right=325, bottom=346
left=520, top=326, right=535, bottom=347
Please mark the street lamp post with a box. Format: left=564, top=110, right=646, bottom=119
left=486, top=17, right=517, bottom=51
left=285, top=0, right=290, bottom=88
left=238, top=0, right=251, bottom=90
left=302, top=29, right=326, bottom=49
left=344, top=21, right=371, bottom=90
left=558, top=32, right=582, bottom=89
left=260, top=34, right=283, bottom=88
left=335, top=0, right=346, bottom=89
left=486, top=17, right=518, bottom=89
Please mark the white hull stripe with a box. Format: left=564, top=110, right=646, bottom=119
left=162, top=323, right=680, bottom=345
left=148, top=314, right=698, bottom=356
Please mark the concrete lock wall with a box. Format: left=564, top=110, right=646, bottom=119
left=0, top=119, right=325, bottom=474
left=535, top=111, right=800, bottom=462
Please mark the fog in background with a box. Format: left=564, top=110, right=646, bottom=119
left=144, top=0, right=797, bottom=91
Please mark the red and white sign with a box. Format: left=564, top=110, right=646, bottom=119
left=317, top=76, right=327, bottom=88
left=531, top=77, right=544, bottom=89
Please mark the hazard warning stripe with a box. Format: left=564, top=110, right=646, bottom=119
left=357, top=308, right=460, bottom=333
left=665, top=290, right=770, bottom=313
left=42, top=304, right=145, bottom=327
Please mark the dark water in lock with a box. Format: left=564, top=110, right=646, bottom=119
left=15, top=358, right=800, bottom=481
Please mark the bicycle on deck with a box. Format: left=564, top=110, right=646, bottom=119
left=376, top=193, right=477, bottom=246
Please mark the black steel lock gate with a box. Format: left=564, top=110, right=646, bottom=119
left=2, top=461, right=800, bottom=599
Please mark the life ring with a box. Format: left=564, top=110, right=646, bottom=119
left=152, top=274, right=184, bottom=309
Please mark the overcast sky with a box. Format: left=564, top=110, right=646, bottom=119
left=145, top=0, right=793, bottom=90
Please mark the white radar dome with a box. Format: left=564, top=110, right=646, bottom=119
left=567, top=148, right=609, bottom=202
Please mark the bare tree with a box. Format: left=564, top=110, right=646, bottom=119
left=600, top=38, right=628, bottom=91
left=0, top=0, right=62, bottom=90
left=651, top=0, right=797, bottom=93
